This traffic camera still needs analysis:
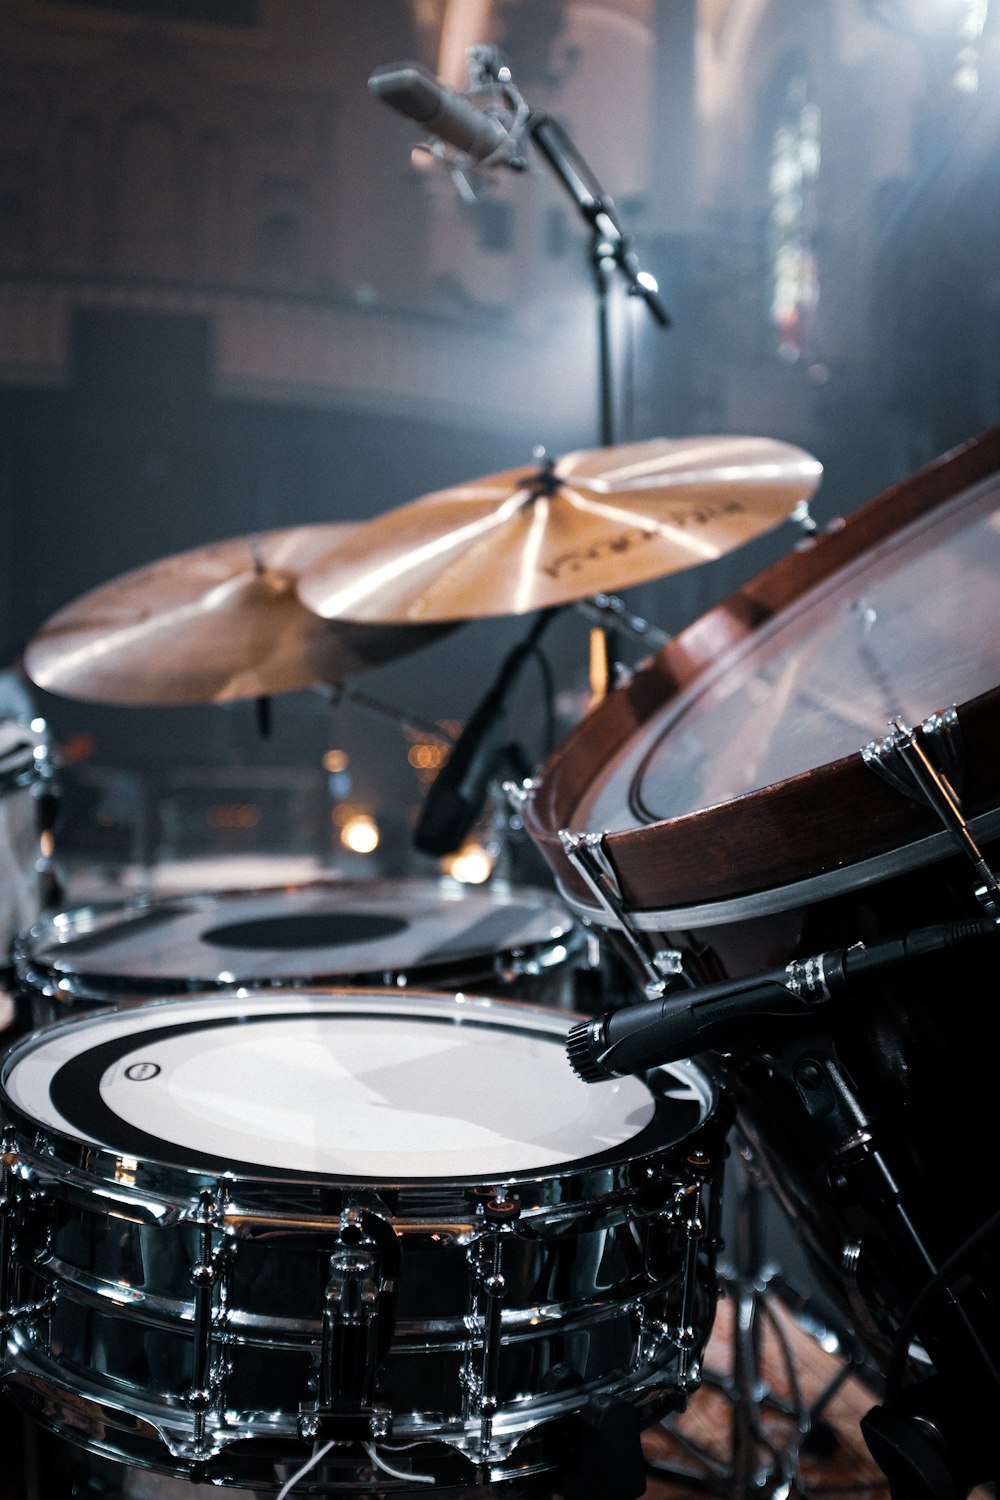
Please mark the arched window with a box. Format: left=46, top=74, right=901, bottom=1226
left=766, top=71, right=820, bottom=361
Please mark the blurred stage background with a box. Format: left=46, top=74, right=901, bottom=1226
left=2, top=0, right=998, bottom=893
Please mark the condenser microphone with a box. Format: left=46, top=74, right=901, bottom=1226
left=567, top=918, right=999, bottom=1083
left=368, top=62, right=524, bottom=167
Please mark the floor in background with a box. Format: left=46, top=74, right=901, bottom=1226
left=642, top=1291, right=887, bottom=1496
left=1, top=1293, right=887, bottom=1499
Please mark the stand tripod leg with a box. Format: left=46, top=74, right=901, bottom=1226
left=646, top=1138, right=880, bottom=1498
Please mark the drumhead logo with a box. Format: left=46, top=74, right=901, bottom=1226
left=124, top=1061, right=160, bottom=1081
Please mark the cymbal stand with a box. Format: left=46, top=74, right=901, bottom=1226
left=574, top=593, right=672, bottom=653
left=315, top=682, right=456, bottom=746
left=648, top=1134, right=876, bottom=1499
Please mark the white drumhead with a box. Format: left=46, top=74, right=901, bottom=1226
left=3, top=990, right=668, bottom=1179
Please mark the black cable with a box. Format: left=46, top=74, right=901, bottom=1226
left=883, top=1204, right=1000, bottom=1406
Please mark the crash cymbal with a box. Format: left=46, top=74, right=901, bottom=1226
left=298, top=436, right=823, bottom=623
left=23, top=526, right=453, bottom=706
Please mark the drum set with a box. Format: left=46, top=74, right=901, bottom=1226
left=1, top=427, right=999, bottom=1499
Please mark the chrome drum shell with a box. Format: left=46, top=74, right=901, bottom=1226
left=0, top=987, right=726, bottom=1492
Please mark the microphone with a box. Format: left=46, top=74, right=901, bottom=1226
left=567, top=918, right=998, bottom=1083
left=414, top=611, right=555, bottom=857
left=368, top=62, right=524, bottom=167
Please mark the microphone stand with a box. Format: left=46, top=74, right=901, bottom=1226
left=648, top=1132, right=875, bottom=1500
left=521, top=104, right=670, bottom=675
left=524, top=111, right=670, bottom=447
left=315, top=683, right=456, bottom=747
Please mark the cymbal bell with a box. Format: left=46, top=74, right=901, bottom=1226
left=297, top=436, right=823, bottom=623
left=23, top=526, right=453, bottom=707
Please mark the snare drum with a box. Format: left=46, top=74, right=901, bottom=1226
left=0, top=988, right=725, bottom=1493
left=15, top=878, right=586, bottom=1024
left=523, top=429, right=1000, bottom=1468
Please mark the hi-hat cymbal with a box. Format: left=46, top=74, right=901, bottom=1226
left=298, top=436, right=823, bottom=623
left=23, top=526, right=453, bottom=707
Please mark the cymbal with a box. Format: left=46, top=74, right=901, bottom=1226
left=23, top=526, right=453, bottom=706
left=298, top=436, right=823, bottom=623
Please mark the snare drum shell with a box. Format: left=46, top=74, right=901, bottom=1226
left=0, top=988, right=728, bottom=1490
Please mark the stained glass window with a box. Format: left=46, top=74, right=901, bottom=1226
left=767, top=75, right=820, bottom=361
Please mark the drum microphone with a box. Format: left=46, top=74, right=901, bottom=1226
left=368, top=62, right=525, bottom=168
left=414, top=611, right=555, bottom=857
left=567, top=917, right=999, bottom=1083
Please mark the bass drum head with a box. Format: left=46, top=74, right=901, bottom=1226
left=525, top=429, right=1000, bottom=1410
left=15, top=878, right=583, bottom=1015
left=0, top=989, right=726, bottom=1493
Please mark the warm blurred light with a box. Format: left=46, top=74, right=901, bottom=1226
left=589, top=627, right=610, bottom=704
left=408, top=742, right=450, bottom=770
left=208, top=803, right=259, bottom=829
left=323, top=748, right=349, bottom=773
left=443, top=842, right=494, bottom=885
left=340, top=813, right=380, bottom=855
left=61, top=731, right=96, bottom=765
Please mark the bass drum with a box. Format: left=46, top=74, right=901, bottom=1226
left=14, top=878, right=589, bottom=1024
left=524, top=428, right=1000, bottom=1486
left=0, top=987, right=726, bottom=1497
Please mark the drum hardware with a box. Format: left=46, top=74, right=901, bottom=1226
left=186, top=1182, right=234, bottom=1460
left=662, top=1162, right=713, bottom=1388
left=565, top=910, right=1000, bottom=1493
left=558, top=828, right=685, bottom=999
left=0, top=715, right=62, bottom=1007
left=564, top=913, right=1000, bottom=1082
left=461, top=1190, right=520, bottom=1464
left=318, top=680, right=457, bottom=748
left=790, top=497, right=819, bottom=538
left=574, top=593, right=672, bottom=653
left=301, top=1205, right=400, bottom=1448
left=862, top=1206, right=1000, bottom=1500
left=862, top=707, right=1000, bottom=915
left=770, top=1034, right=1000, bottom=1500
left=649, top=1145, right=875, bottom=1499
